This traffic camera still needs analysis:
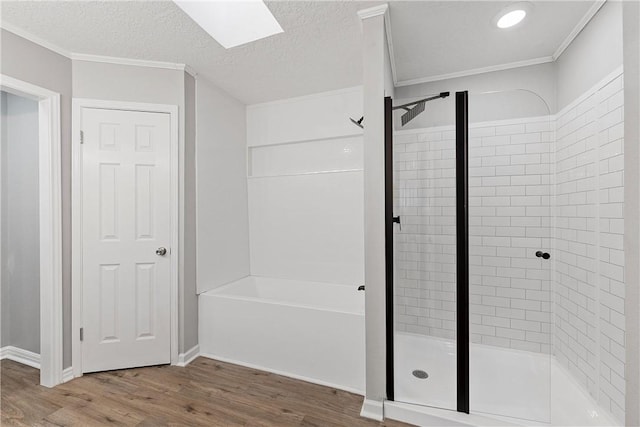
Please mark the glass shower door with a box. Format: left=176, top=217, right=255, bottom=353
left=468, top=90, right=552, bottom=423
left=391, top=92, right=458, bottom=411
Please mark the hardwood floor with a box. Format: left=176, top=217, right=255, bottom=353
left=1, top=358, right=411, bottom=427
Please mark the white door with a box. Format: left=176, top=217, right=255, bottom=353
left=81, top=108, right=171, bottom=373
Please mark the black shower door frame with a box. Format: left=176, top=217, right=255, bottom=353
left=384, top=91, right=470, bottom=414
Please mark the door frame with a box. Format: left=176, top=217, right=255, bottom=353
left=71, top=98, right=180, bottom=377
left=0, top=74, right=63, bottom=387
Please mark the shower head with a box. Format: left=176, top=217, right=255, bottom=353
left=393, top=91, right=449, bottom=127
left=350, top=116, right=364, bottom=129
left=401, top=101, right=426, bottom=126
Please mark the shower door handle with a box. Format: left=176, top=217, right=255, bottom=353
left=393, top=216, right=401, bottom=230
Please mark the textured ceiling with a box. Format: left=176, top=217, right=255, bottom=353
left=389, top=1, right=596, bottom=83
left=0, top=1, right=597, bottom=104
left=0, top=0, right=377, bottom=104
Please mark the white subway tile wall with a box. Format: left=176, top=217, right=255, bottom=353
left=393, top=129, right=458, bottom=340
left=393, top=118, right=554, bottom=352
left=554, top=73, right=625, bottom=421
left=393, top=72, right=625, bottom=421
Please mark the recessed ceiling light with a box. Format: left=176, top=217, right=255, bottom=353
left=493, top=2, right=532, bottom=30
left=174, top=0, right=284, bottom=49
left=497, top=10, right=526, bottom=28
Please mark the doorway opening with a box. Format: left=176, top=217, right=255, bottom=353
left=0, top=75, right=63, bottom=387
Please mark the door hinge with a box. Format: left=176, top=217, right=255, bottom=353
left=80, top=327, right=84, bottom=341
left=80, top=130, right=84, bottom=144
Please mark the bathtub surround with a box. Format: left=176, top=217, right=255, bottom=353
left=246, top=86, right=364, bottom=286
left=196, top=82, right=368, bottom=392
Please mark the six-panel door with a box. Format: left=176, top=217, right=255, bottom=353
left=81, top=108, right=171, bottom=373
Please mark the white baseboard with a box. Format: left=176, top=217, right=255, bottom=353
left=62, top=366, right=74, bottom=383
left=360, top=398, right=384, bottom=421
left=199, top=352, right=364, bottom=396
left=0, top=346, right=41, bottom=369
left=177, top=344, right=200, bottom=367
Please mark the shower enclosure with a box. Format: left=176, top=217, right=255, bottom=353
left=386, top=87, right=624, bottom=425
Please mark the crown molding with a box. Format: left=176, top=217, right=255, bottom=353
left=553, top=0, right=607, bottom=61
left=357, top=4, right=388, bottom=21
left=1, top=20, right=72, bottom=58
left=71, top=53, right=187, bottom=73
left=395, top=56, right=554, bottom=87
left=1, top=22, right=197, bottom=76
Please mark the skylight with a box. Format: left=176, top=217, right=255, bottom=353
left=174, top=0, right=284, bottom=49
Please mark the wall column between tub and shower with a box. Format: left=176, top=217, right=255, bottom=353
left=623, top=2, right=640, bottom=426
left=358, top=4, right=389, bottom=421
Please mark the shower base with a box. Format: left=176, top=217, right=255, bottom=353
left=393, top=332, right=619, bottom=426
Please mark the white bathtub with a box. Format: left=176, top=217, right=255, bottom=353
left=198, top=275, right=365, bottom=394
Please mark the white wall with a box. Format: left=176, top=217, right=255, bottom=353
left=246, top=87, right=364, bottom=286
left=394, top=63, right=555, bottom=129
left=556, top=1, right=623, bottom=111
left=1, top=91, right=40, bottom=354
left=196, top=77, right=250, bottom=293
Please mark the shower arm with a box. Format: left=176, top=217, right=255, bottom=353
left=392, top=92, right=450, bottom=111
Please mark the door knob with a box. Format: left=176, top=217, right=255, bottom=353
left=156, top=247, right=167, bottom=256
left=535, top=251, right=550, bottom=259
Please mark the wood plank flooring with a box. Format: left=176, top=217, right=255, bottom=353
left=1, top=358, right=411, bottom=427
